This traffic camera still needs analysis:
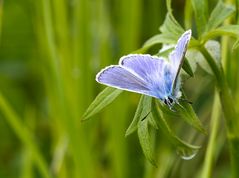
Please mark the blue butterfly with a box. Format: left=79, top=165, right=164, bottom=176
left=96, top=30, right=191, bottom=108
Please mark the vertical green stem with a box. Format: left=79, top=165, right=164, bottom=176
left=184, top=0, right=192, bottom=29
left=201, top=90, right=220, bottom=178
left=0, top=0, right=3, bottom=41
left=200, top=46, right=239, bottom=178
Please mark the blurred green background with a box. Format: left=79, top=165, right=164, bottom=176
left=0, top=0, right=233, bottom=178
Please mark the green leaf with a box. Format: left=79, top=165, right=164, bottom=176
left=125, top=95, right=152, bottom=136
left=148, top=113, right=159, bottom=130
left=138, top=118, right=157, bottom=166
left=202, top=25, right=239, bottom=48
left=159, top=13, right=185, bottom=37
left=157, top=46, right=174, bottom=57
left=142, top=33, right=176, bottom=50
left=138, top=6, right=186, bottom=52
left=137, top=6, right=197, bottom=55
left=165, top=0, right=184, bottom=34
left=206, top=1, right=235, bottom=32
left=82, top=87, right=122, bottom=120
left=191, top=0, right=208, bottom=36
left=187, top=40, right=221, bottom=74
left=151, top=99, right=200, bottom=150
left=176, top=95, right=206, bottom=134
left=206, top=25, right=239, bottom=37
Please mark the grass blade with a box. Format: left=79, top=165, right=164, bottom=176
left=0, top=92, right=51, bottom=178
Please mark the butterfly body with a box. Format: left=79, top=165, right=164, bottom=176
left=96, top=30, right=191, bottom=108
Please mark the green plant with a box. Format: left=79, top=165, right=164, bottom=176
left=83, top=0, right=239, bottom=177
left=1, top=0, right=239, bottom=177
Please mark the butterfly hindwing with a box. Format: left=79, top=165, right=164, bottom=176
left=169, top=30, right=191, bottom=69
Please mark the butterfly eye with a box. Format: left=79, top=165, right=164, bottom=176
left=168, top=97, right=174, bottom=104
left=164, top=99, right=168, bottom=105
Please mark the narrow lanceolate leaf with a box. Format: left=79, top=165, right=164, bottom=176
left=191, top=0, right=208, bottom=36
left=206, top=1, right=235, bottom=32
left=138, top=10, right=185, bottom=53
left=202, top=25, right=239, bottom=49
left=165, top=0, right=184, bottom=35
left=82, top=87, right=122, bottom=120
left=159, top=13, right=185, bottom=38
left=142, top=33, right=176, bottom=50
left=148, top=114, right=159, bottom=130
left=176, top=99, right=206, bottom=134
left=125, top=96, right=152, bottom=136
left=187, top=40, right=221, bottom=74
left=151, top=99, right=200, bottom=150
left=138, top=118, right=157, bottom=166
left=204, top=25, right=239, bottom=38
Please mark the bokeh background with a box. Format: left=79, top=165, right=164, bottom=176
left=0, top=0, right=233, bottom=178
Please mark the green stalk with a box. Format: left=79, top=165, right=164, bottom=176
left=184, top=0, right=192, bottom=29
left=199, top=46, right=239, bottom=178
left=41, top=0, right=93, bottom=177
left=0, top=0, right=3, bottom=41
left=201, top=91, right=220, bottom=178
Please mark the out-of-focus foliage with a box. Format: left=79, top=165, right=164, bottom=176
left=0, top=0, right=239, bottom=178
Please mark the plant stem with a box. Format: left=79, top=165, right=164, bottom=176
left=0, top=0, right=3, bottom=41
left=199, top=46, right=239, bottom=178
left=201, top=90, right=220, bottom=178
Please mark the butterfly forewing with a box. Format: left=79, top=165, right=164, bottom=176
left=169, top=30, right=191, bottom=93
left=96, top=65, right=155, bottom=97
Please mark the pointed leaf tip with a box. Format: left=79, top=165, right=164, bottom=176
left=82, top=87, right=122, bottom=121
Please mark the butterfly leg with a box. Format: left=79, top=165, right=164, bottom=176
left=175, top=100, right=184, bottom=109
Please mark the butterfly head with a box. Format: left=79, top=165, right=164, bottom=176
left=163, top=96, right=175, bottom=108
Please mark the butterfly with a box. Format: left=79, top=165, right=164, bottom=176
left=96, top=30, right=192, bottom=108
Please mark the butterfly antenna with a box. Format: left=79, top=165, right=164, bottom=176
left=179, top=98, right=193, bottom=105
left=175, top=101, right=184, bottom=109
